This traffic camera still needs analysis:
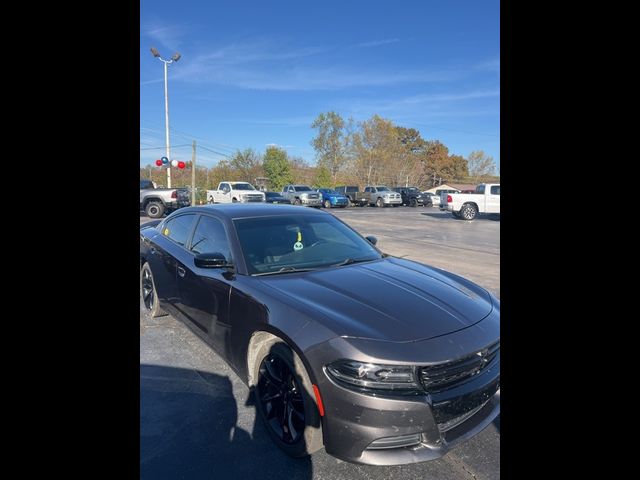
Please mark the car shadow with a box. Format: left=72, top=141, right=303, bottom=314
left=140, top=363, right=312, bottom=480
left=420, top=211, right=500, bottom=222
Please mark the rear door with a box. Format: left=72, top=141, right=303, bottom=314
left=146, top=213, right=198, bottom=316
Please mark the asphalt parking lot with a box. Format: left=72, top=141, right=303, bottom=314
left=140, top=205, right=500, bottom=479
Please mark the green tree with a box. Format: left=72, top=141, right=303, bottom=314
left=467, top=150, right=496, bottom=183
left=311, top=112, right=347, bottom=183
left=263, top=146, right=293, bottom=191
left=313, top=165, right=333, bottom=188
left=229, top=148, right=263, bottom=183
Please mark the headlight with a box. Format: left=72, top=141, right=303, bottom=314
left=325, top=360, right=421, bottom=392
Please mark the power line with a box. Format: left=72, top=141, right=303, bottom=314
left=140, top=144, right=191, bottom=150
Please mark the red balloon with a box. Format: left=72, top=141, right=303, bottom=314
left=155, top=159, right=163, bottom=166
left=178, top=161, right=186, bottom=169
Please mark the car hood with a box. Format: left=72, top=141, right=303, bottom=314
left=256, top=257, right=494, bottom=343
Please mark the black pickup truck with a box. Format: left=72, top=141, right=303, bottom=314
left=392, top=187, right=432, bottom=207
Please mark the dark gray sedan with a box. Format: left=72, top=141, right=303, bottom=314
left=139, top=204, right=500, bottom=465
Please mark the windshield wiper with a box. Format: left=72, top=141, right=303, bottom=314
left=331, top=257, right=377, bottom=267
left=253, top=266, right=318, bottom=276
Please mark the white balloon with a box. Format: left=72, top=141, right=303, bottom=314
left=171, top=159, right=178, bottom=167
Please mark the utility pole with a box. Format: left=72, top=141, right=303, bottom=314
left=191, top=140, right=196, bottom=205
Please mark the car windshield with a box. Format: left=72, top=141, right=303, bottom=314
left=375, top=186, right=390, bottom=192
left=321, top=189, right=339, bottom=195
left=232, top=183, right=257, bottom=190
left=294, top=186, right=312, bottom=191
left=406, top=187, right=419, bottom=193
left=234, top=214, right=382, bottom=275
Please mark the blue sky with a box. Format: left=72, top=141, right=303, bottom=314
left=140, top=0, right=500, bottom=172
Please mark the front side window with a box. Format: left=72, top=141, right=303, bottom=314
left=190, top=216, right=232, bottom=259
left=162, top=214, right=196, bottom=247
left=476, top=185, right=486, bottom=194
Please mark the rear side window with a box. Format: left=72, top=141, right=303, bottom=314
left=140, top=180, right=154, bottom=189
left=190, top=216, right=232, bottom=259
left=162, top=214, right=196, bottom=247
left=490, top=185, right=500, bottom=195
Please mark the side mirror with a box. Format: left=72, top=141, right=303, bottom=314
left=194, top=252, right=231, bottom=268
left=365, top=236, right=378, bottom=246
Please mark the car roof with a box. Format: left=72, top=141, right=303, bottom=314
left=172, top=204, right=327, bottom=219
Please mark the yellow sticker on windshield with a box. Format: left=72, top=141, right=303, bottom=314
left=293, top=231, right=303, bottom=251
left=164, top=228, right=170, bottom=236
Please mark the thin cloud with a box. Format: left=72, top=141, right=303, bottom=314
left=173, top=62, right=460, bottom=91
left=356, top=38, right=400, bottom=48
left=143, top=22, right=188, bottom=51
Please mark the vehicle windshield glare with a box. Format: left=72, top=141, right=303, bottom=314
left=232, top=183, right=257, bottom=190
left=234, top=214, right=382, bottom=274
left=294, top=186, right=312, bottom=191
left=375, top=186, right=390, bottom=192
left=320, top=189, right=339, bottom=195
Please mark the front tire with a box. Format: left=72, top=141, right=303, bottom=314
left=145, top=201, right=165, bottom=218
left=254, top=342, right=323, bottom=457
left=323, top=200, right=331, bottom=209
left=346, top=198, right=352, bottom=207
left=410, top=198, right=418, bottom=207
left=140, top=262, right=166, bottom=318
left=294, top=198, right=302, bottom=206
left=460, top=203, right=478, bottom=220
left=376, top=198, right=384, bottom=208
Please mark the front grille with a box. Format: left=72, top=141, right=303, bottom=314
left=307, top=194, right=319, bottom=199
left=419, top=341, right=499, bottom=393
left=244, top=195, right=264, bottom=202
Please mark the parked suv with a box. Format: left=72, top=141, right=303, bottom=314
left=392, top=187, right=432, bottom=207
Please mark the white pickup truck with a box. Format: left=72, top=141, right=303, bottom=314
left=440, top=183, right=500, bottom=220
left=207, top=181, right=266, bottom=204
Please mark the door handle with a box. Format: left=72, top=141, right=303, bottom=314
left=149, top=247, right=157, bottom=255
left=177, top=266, right=186, bottom=278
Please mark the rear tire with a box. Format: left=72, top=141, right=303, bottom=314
left=140, top=262, right=167, bottom=318
left=253, top=342, right=323, bottom=457
left=460, top=203, right=478, bottom=220
left=145, top=201, right=165, bottom=218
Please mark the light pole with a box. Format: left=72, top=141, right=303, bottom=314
left=150, top=47, right=181, bottom=188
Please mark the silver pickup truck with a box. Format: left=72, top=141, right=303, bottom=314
left=362, top=185, right=402, bottom=207
left=281, top=184, right=322, bottom=207
left=140, top=179, right=190, bottom=218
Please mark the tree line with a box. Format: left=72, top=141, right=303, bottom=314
left=141, top=112, right=498, bottom=201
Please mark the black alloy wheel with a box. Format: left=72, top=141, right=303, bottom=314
left=141, top=267, right=155, bottom=311
left=257, top=354, right=306, bottom=445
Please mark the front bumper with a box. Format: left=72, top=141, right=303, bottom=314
left=329, top=198, right=348, bottom=207
left=382, top=197, right=403, bottom=205
left=301, top=198, right=322, bottom=206
left=302, top=325, right=500, bottom=465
